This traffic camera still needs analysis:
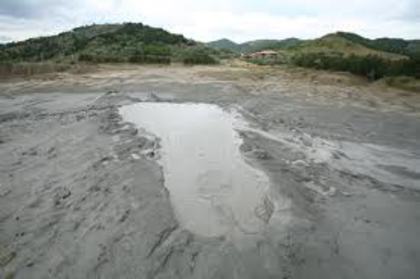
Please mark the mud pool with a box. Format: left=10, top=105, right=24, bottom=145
left=120, top=102, right=273, bottom=237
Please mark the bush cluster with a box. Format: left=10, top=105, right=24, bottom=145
left=129, top=55, right=170, bottom=64
left=291, top=52, right=419, bottom=80
left=182, top=48, right=218, bottom=65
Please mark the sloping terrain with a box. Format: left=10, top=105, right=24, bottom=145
left=206, top=38, right=241, bottom=52
left=0, top=23, right=199, bottom=63
left=291, top=33, right=409, bottom=60
left=214, top=33, right=417, bottom=81
left=207, top=32, right=417, bottom=61
left=206, top=38, right=302, bottom=53
left=334, top=32, right=420, bottom=57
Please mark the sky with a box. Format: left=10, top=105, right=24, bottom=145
left=0, top=0, right=419, bottom=43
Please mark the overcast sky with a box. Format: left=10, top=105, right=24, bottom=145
left=0, top=0, right=419, bottom=43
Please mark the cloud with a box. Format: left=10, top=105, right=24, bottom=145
left=0, top=0, right=419, bottom=43
left=0, top=35, right=12, bottom=43
left=401, top=0, right=420, bottom=21
left=0, top=0, right=73, bottom=18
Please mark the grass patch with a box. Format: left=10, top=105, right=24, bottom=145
left=181, top=48, right=218, bottom=65
left=384, top=76, right=420, bottom=92
left=0, top=62, right=72, bottom=77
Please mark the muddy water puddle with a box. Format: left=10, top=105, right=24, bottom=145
left=120, top=103, right=272, bottom=237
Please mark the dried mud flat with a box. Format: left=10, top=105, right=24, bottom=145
left=1, top=64, right=420, bottom=279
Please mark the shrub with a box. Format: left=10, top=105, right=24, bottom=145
left=385, top=76, right=420, bottom=92
left=78, top=54, right=125, bottom=63
left=129, top=55, right=170, bottom=64
left=291, top=52, right=419, bottom=80
left=182, top=48, right=218, bottom=65
left=0, top=62, right=71, bottom=77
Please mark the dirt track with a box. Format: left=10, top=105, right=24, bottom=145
left=1, top=64, right=420, bottom=279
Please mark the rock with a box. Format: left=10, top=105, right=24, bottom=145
left=131, top=153, right=140, bottom=160
left=342, top=191, right=352, bottom=197
left=254, top=149, right=272, bottom=160
left=53, top=187, right=71, bottom=206
left=292, top=160, right=308, bottom=167
left=0, top=246, right=16, bottom=267
left=147, top=151, right=156, bottom=159
left=119, top=209, right=130, bottom=223
left=149, top=93, right=162, bottom=102
left=240, top=142, right=253, bottom=153
left=0, top=184, right=12, bottom=197
left=255, top=196, right=274, bottom=223
left=301, top=134, right=313, bottom=147
left=325, top=187, right=337, bottom=197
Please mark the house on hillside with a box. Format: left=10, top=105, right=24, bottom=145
left=242, top=50, right=278, bottom=59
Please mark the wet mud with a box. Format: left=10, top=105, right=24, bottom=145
left=1, top=65, right=420, bottom=279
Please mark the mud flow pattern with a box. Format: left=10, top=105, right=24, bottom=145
left=120, top=102, right=274, bottom=237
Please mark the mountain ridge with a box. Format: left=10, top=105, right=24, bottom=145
left=206, top=38, right=302, bottom=53
left=206, top=32, right=420, bottom=58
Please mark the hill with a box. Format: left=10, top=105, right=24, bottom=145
left=206, top=38, right=302, bottom=53
left=288, top=34, right=418, bottom=80
left=225, top=32, right=418, bottom=80
left=1, top=26, right=418, bottom=80
left=333, top=32, right=420, bottom=58
left=206, top=39, right=240, bottom=52
left=207, top=32, right=418, bottom=60
left=0, top=23, right=221, bottom=64
left=289, top=33, right=409, bottom=60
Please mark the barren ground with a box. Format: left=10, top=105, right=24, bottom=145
left=1, top=63, right=420, bottom=279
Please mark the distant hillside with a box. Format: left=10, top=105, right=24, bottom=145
left=289, top=33, right=409, bottom=60
left=1, top=26, right=418, bottom=80
left=206, top=38, right=302, bottom=53
left=241, top=39, right=302, bottom=53
left=206, top=39, right=240, bottom=52
left=0, top=23, right=222, bottom=64
left=223, top=32, right=418, bottom=81
left=207, top=32, right=418, bottom=60
left=288, top=34, right=418, bottom=80
left=334, top=32, right=420, bottom=58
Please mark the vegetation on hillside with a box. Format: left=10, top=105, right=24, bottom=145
left=0, top=23, right=224, bottom=65
left=333, top=32, right=420, bottom=58
left=0, top=23, right=186, bottom=62
left=207, top=32, right=419, bottom=59
left=206, top=39, right=241, bottom=52
left=225, top=32, right=419, bottom=81
left=288, top=34, right=409, bottom=60
left=384, top=76, right=420, bottom=92
left=1, top=24, right=419, bottom=83
left=180, top=47, right=219, bottom=65
left=206, top=38, right=302, bottom=53
left=291, top=52, right=418, bottom=80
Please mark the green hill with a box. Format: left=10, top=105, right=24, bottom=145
left=334, top=32, right=420, bottom=58
left=228, top=32, right=418, bottom=80
left=206, top=39, right=240, bottom=52
left=240, top=38, right=302, bottom=53
left=0, top=23, right=220, bottom=64
left=289, top=33, right=409, bottom=60
left=288, top=34, right=418, bottom=80
left=206, top=38, right=302, bottom=53
left=207, top=32, right=418, bottom=60
left=1, top=25, right=418, bottom=80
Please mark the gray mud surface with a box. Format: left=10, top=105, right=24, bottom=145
left=119, top=102, right=274, bottom=239
left=1, top=65, right=420, bottom=279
